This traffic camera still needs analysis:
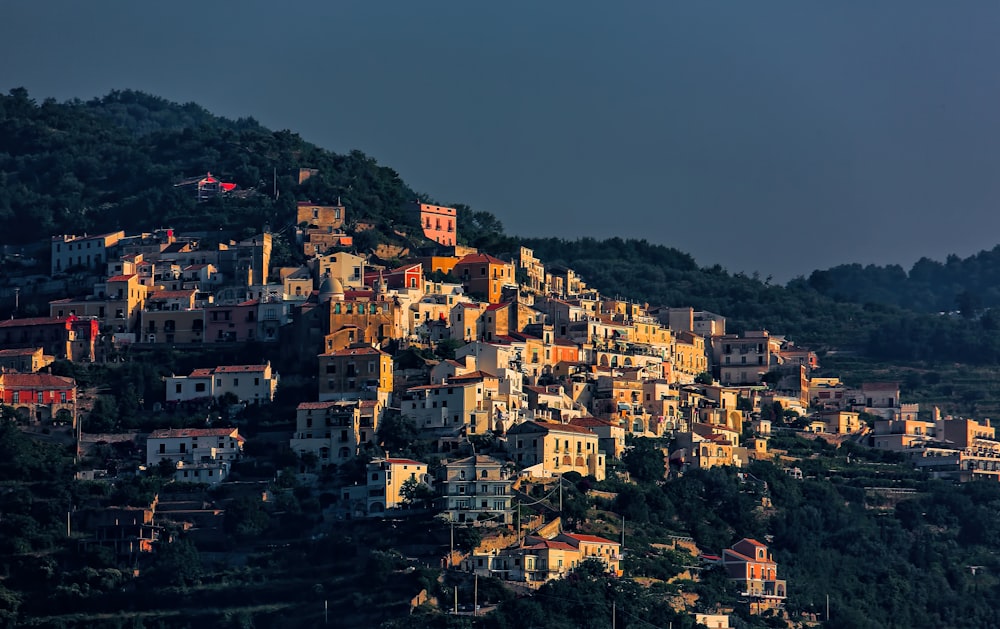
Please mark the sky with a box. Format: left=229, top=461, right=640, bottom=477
left=3, top=2, right=1000, bottom=282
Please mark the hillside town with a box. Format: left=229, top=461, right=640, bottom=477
left=3, top=186, right=998, bottom=626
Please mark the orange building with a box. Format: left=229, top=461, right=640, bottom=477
left=414, top=202, right=457, bottom=246
left=452, top=253, right=515, bottom=304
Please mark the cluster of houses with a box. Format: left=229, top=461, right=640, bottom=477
left=4, top=184, right=997, bottom=616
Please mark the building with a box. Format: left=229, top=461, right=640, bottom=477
left=289, top=400, right=376, bottom=466
left=165, top=363, right=278, bottom=405
left=820, top=410, right=863, bottom=434
left=0, top=372, right=77, bottom=424
left=439, top=455, right=514, bottom=525
left=469, top=528, right=622, bottom=585
left=414, top=202, right=457, bottom=246
left=452, top=253, right=516, bottom=304
left=366, top=457, right=429, bottom=513
left=318, top=345, right=393, bottom=405
left=507, top=420, right=605, bottom=481
left=146, top=427, right=244, bottom=484
left=0, top=316, right=99, bottom=363
left=722, top=538, right=786, bottom=614
left=173, top=172, right=237, bottom=203
left=51, top=231, right=125, bottom=274
left=0, top=347, right=53, bottom=373
left=713, top=331, right=779, bottom=385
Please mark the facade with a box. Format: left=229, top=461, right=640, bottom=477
left=366, top=457, right=429, bottom=513
left=452, top=253, right=516, bottom=304
left=0, top=347, right=53, bottom=373
left=414, top=202, right=457, bottom=246
left=469, top=531, right=621, bottom=585
left=318, top=346, right=393, bottom=405
left=439, top=455, right=514, bottom=525
left=507, top=420, right=605, bottom=481
left=714, top=331, right=778, bottom=385
left=0, top=316, right=99, bottom=362
left=723, top=539, right=786, bottom=614
left=51, top=231, right=125, bottom=274
left=146, top=427, right=244, bottom=484
left=289, top=400, right=376, bottom=465
left=165, top=363, right=278, bottom=404
left=0, top=372, right=77, bottom=424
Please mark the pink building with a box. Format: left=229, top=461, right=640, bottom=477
left=414, top=203, right=457, bottom=246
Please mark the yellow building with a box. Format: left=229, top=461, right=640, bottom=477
left=820, top=410, right=863, bottom=434
left=366, top=457, right=429, bottom=513
left=318, top=345, right=393, bottom=405
left=507, top=420, right=605, bottom=481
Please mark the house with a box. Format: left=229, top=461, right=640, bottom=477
left=318, top=345, right=393, bottom=405
left=205, top=300, right=260, bottom=343
left=452, top=253, right=516, bottom=304
left=820, top=410, right=863, bottom=434
left=313, top=252, right=368, bottom=289
left=77, top=505, right=159, bottom=559
left=0, top=316, right=99, bottom=362
left=50, top=273, right=148, bottom=335
left=506, top=420, right=605, bottom=481
left=165, top=363, right=278, bottom=405
left=0, top=372, right=77, bottom=424
left=722, top=538, right=786, bottom=614
left=297, top=201, right=349, bottom=256
left=51, top=231, right=125, bottom=274
left=401, top=380, right=492, bottom=437
left=713, top=331, right=780, bottom=386
left=173, top=172, right=237, bottom=203
left=554, top=532, right=623, bottom=577
left=365, top=457, right=429, bottom=513
left=569, top=416, right=626, bottom=459
left=290, top=400, right=376, bottom=466
left=146, top=427, right=244, bottom=484
left=439, top=455, right=514, bottom=525
left=413, top=202, right=457, bottom=246
left=469, top=529, right=621, bottom=585
left=0, top=347, right=53, bottom=373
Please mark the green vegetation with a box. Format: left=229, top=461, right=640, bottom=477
left=6, top=86, right=1000, bottom=627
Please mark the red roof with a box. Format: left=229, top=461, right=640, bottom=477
left=523, top=540, right=577, bottom=551
left=563, top=533, right=617, bottom=545
left=384, top=458, right=425, bottom=466
left=0, top=347, right=40, bottom=357
left=106, top=274, right=136, bottom=282
left=0, top=373, right=75, bottom=389
left=214, top=364, right=268, bottom=373
left=569, top=417, right=613, bottom=429
left=0, top=316, right=69, bottom=328
left=322, top=346, right=386, bottom=357
left=448, top=370, right=497, bottom=382
left=297, top=400, right=357, bottom=410
left=149, top=427, right=241, bottom=439
left=456, top=253, right=509, bottom=266
left=485, top=302, right=509, bottom=312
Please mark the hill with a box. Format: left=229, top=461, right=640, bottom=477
left=5, top=87, right=1000, bottom=370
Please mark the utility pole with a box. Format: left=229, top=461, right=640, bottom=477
left=449, top=516, right=454, bottom=567
left=474, top=574, right=478, bottom=616
left=324, top=599, right=328, bottom=625
left=454, top=586, right=458, bottom=614
left=612, top=600, right=616, bottom=629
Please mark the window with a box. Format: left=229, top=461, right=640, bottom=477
left=175, top=384, right=182, bottom=394
left=11, top=392, right=18, bottom=403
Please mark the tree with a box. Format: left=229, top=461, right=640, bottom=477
left=400, top=477, right=435, bottom=509
left=694, top=371, right=714, bottom=385
left=224, top=496, right=271, bottom=539
left=623, top=438, right=666, bottom=482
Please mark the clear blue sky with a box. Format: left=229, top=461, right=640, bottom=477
left=3, top=2, right=1000, bottom=281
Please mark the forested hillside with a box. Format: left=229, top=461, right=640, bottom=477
left=5, top=87, right=1000, bottom=366
left=800, top=248, right=1000, bottom=315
